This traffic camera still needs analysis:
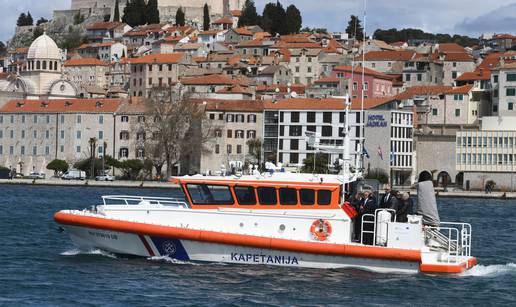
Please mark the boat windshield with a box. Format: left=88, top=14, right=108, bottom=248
left=186, top=184, right=234, bottom=205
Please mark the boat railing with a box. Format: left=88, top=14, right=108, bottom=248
left=424, top=222, right=472, bottom=261
left=361, top=209, right=397, bottom=246
left=101, top=195, right=190, bottom=208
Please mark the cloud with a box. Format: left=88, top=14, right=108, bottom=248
left=455, top=2, right=516, bottom=35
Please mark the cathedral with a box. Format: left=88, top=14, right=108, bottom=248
left=1, top=33, right=78, bottom=100
left=70, top=0, right=243, bottom=22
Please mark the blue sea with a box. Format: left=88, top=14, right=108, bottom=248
left=1, top=185, right=515, bottom=306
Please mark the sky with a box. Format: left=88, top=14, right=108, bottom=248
left=0, top=0, right=515, bottom=42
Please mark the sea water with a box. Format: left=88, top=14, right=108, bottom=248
left=0, top=185, right=515, bottom=306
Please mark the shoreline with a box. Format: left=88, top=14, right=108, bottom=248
left=1, top=179, right=515, bottom=199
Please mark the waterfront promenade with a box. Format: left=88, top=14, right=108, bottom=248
left=1, top=178, right=515, bottom=199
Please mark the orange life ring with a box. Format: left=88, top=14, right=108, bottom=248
left=310, top=219, right=332, bottom=241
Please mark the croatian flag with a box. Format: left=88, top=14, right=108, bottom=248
left=377, top=146, right=383, bottom=160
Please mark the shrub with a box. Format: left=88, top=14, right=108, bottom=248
left=365, top=168, right=389, bottom=184
left=47, top=159, right=69, bottom=175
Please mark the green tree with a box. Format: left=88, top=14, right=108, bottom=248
left=145, top=0, right=160, bottom=24
left=113, top=0, right=121, bottom=22
left=261, top=1, right=286, bottom=36
left=203, top=3, right=210, bottom=31
left=17, top=13, right=28, bottom=26
left=46, top=159, right=69, bottom=176
left=0, top=42, right=7, bottom=57
left=122, top=0, right=146, bottom=27
left=26, top=12, right=34, bottom=26
left=238, top=0, right=260, bottom=27
left=73, top=12, right=85, bottom=25
left=175, top=6, right=185, bottom=26
left=285, top=4, right=302, bottom=34
left=119, top=159, right=144, bottom=180
left=301, top=153, right=329, bottom=174
left=365, top=168, right=389, bottom=184
left=36, top=17, right=48, bottom=26
left=346, top=15, right=364, bottom=41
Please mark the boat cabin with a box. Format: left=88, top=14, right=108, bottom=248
left=172, top=176, right=344, bottom=210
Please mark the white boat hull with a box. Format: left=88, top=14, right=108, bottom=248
left=63, top=225, right=420, bottom=273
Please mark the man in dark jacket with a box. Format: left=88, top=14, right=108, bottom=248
left=379, top=185, right=394, bottom=209
left=359, top=191, right=377, bottom=245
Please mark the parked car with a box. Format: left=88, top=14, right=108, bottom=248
left=28, top=172, right=46, bottom=179
left=95, top=174, right=115, bottom=181
left=62, top=170, right=86, bottom=180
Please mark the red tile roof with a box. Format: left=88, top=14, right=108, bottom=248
left=256, top=84, right=306, bottom=94
left=128, top=53, right=185, bottom=64
left=333, top=65, right=395, bottom=80
left=392, top=86, right=454, bottom=100
left=233, top=27, right=253, bottom=36
left=213, top=16, right=234, bottom=24
left=200, top=99, right=264, bottom=112
left=456, top=70, right=491, bottom=81
left=443, top=53, right=474, bottom=62
left=314, top=76, right=340, bottom=83
left=0, top=99, right=122, bottom=113
left=445, top=84, right=474, bottom=94
left=361, top=50, right=415, bottom=61
left=86, top=21, right=124, bottom=30
left=437, top=43, right=466, bottom=54
left=230, top=10, right=242, bottom=17
left=65, top=58, right=109, bottom=66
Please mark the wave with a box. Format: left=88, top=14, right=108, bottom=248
left=461, top=263, right=516, bottom=277
left=147, top=256, right=198, bottom=265
left=60, top=248, right=118, bottom=259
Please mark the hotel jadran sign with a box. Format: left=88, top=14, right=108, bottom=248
left=366, top=114, right=388, bottom=127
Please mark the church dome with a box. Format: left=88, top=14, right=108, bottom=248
left=27, top=33, right=61, bottom=60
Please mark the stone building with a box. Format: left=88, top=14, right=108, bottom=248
left=0, top=98, right=122, bottom=177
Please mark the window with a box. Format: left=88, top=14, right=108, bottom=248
left=494, top=75, right=499, bottom=83
left=509, top=102, right=514, bottom=111
left=322, top=126, right=332, bottom=137
left=417, top=73, right=422, bottom=81
left=507, top=88, right=516, bottom=96
left=279, top=188, right=298, bottom=205
left=187, top=184, right=234, bottom=205
left=33, top=130, right=37, bottom=139
left=291, top=112, right=300, bottom=123
left=234, top=186, right=256, bottom=205
left=286, top=125, right=301, bottom=137
left=307, top=112, right=315, bottom=123
left=77, top=115, right=81, bottom=124
left=99, top=131, right=104, bottom=140
left=258, top=187, right=277, bottom=205
left=455, top=109, right=460, bottom=117
left=300, top=189, right=315, bottom=205
left=454, top=94, right=464, bottom=101
left=452, top=71, right=457, bottom=79
left=121, top=116, right=129, bottom=122
left=119, top=147, right=129, bottom=158
left=215, top=144, right=220, bottom=154
left=21, top=115, right=25, bottom=124
left=247, top=114, right=256, bottom=123
left=317, top=111, right=330, bottom=123
left=33, top=115, right=38, bottom=123
left=226, top=114, right=234, bottom=122
left=237, top=145, right=242, bottom=154
left=507, top=74, right=516, bottom=82
left=76, top=131, right=81, bottom=139
left=247, top=130, right=256, bottom=139
left=21, top=130, right=25, bottom=138
left=227, top=145, right=232, bottom=154
left=32, top=146, right=37, bottom=155
left=227, top=130, right=232, bottom=138
left=76, top=146, right=81, bottom=153
left=21, top=146, right=25, bottom=155
left=317, top=190, right=332, bottom=205
left=405, top=74, right=411, bottom=81
left=290, top=139, right=299, bottom=150
left=432, top=108, right=438, bottom=116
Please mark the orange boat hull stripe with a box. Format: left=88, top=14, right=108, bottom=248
left=54, top=212, right=421, bottom=262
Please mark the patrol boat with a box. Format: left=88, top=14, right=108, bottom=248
left=54, top=97, right=477, bottom=274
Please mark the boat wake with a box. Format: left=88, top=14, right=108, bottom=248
left=147, top=256, right=199, bottom=265
left=461, top=263, right=516, bottom=277
left=60, top=248, right=118, bottom=259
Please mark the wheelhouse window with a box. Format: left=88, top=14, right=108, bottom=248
left=234, top=186, right=256, bottom=205
left=279, top=188, right=297, bottom=205
left=187, top=184, right=234, bottom=205
left=317, top=190, right=332, bottom=205
left=300, top=189, right=315, bottom=205
left=257, top=187, right=277, bottom=205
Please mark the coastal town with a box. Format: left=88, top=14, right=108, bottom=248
left=0, top=0, right=515, bottom=193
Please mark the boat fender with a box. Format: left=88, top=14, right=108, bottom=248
left=310, top=219, right=332, bottom=241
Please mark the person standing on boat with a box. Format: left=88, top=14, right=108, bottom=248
left=392, top=192, right=411, bottom=223
left=379, top=185, right=395, bottom=209
left=356, top=191, right=377, bottom=244
left=351, top=192, right=364, bottom=242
